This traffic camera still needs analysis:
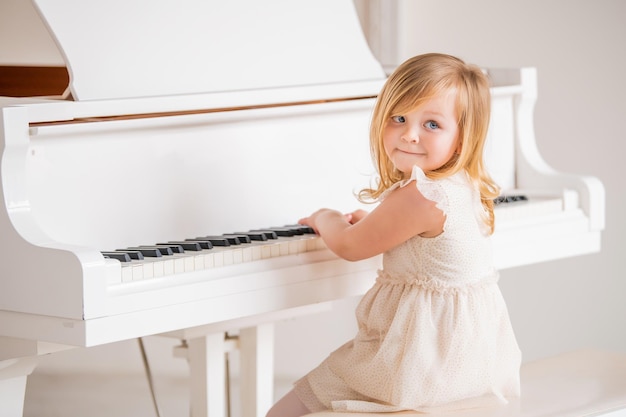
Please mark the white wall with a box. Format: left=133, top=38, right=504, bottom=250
left=389, top=0, right=626, bottom=362
left=2, top=0, right=625, bottom=399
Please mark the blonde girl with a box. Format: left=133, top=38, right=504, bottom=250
left=266, top=53, right=521, bottom=416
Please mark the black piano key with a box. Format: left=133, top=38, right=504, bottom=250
left=248, top=230, right=278, bottom=240
left=101, top=252, right=132, bottom=262
left=510, top=195, right=528, bottom=202
left=284, top=224, right=315, bottom=234
left=138, top=245, right=175, bottom=256
left=125, top=247, right=163, bottom=257
left=184, top=239, right=214, bottom=249
left=252, top=228, right=295, bottom=237
left=195, top=236, right=231, bottom=246
left=160, top=241, right=203, bottom=252
left=493, top=194, right=528, bottom=205
left=152, top=244, right=184, bottom=254
left=281, top=227, right=303, bottom=235
left=222, top=236, right=242, bottom=245
left=223, top=234, right=251, bottom=244
left=113, top=250, right=145, bottom=260
left=273, top=226, right=304, bottom=235
left=233, top=232, right=268, bottom=241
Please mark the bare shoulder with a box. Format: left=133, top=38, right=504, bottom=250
left=381, top=181, right=445, bottom=238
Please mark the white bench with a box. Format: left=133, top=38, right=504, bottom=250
left=305, top=349, right=626, bottom=417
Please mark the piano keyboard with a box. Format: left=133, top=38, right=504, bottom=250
left=494, top=191, right=576, bottom=224
left=102, top=225, right=326, bottom=284
left=100, top=192, right=573, bottom=286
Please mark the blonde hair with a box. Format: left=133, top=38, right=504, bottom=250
left=359, top=53, right=500, bottom=234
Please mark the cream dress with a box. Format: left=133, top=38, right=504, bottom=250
left=294, top=166, right=521, bottom=413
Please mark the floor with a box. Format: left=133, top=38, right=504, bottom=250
left=24, top=373, right=191, bottom=417
left=23, top=370, right=291, bottom=417
left=19, top=333, right=298, bottom=417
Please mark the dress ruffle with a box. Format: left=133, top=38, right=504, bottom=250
left=375, top=270, right=499, bottom=294
left=379, top=165, right=449, bottom=218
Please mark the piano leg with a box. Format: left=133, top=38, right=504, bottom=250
left=184, top=324, right=275, bottom=417
left=187, top=332, right=228, bottom=417
left=240, top=324, right=274, bottom=417
left=0, top=356, right=38, bottom=417
left=168, top=306, right=331, bottom=417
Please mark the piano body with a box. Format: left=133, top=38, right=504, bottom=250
left=0, top=1, right=604, bottom=416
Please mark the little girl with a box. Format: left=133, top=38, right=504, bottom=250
left=266, top=53, right=521, bottom=416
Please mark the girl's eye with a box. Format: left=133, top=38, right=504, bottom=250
left=391, top=115, right=405, bottom=123
left=425, top=120, right=439, bottom=129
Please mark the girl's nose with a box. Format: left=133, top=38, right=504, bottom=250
left=401, top=127, right=419, bottom=143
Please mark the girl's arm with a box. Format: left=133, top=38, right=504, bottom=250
left=299, top=181, right=444, bottom=261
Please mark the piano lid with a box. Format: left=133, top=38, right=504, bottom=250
left=32, top=0, right=386, bottom=102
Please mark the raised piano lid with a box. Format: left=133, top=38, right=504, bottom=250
left=32, top=0, right=386, bottom=102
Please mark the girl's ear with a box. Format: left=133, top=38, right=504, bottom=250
left=455, top=140, right=462, bottom=155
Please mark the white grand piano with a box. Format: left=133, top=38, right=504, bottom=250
left=0, top=1, right=605, bottom=416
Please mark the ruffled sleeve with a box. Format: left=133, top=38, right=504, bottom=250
left=379, top=165, right=449, bottom=216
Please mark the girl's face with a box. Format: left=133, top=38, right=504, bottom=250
left=382, top=90, right=460, bottom=177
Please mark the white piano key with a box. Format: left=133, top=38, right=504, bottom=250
left=203, top=252, right=215, bottom=268
left=232, top=248, right=243, bottom=264
left=562, top=188, right=579, bottom=211
left=182, top=255, right=195, bottom=272
left=163, top=259, right=175, bottom=275
left=242, top=247, right=253, bottom=262
left=132, top=263, right=144, bottom=281
left=275, top=241, right=286, bottom=256
left=288, top=240, right=301, bottom=255
left=270, top=243, right=280, bottom=258
left=213, top=252, right=224, bottom=267
left=121, top=266, right=133, bottom=283
left=142, top=262, right=154, bottom=279
left=193, top=254, right=205, bottom=270
left=250, top=245, right=262, bottom=261
left=222, top=249, right=234, bottom=265
left=174, top=258, right=185, bottom=273
left=153, top=260, right=165, bottom=278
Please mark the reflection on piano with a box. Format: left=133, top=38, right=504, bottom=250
left=0, top=1, right=604, bottom=416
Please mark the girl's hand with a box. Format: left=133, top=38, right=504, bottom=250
left=298, top=208, right=338, bottom=235
left=299, top=208, right=369, bottom=235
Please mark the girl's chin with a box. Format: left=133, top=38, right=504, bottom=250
left=395, top=163, right=421, bottom=174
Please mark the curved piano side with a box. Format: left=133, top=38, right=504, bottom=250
left=514, top=67, right=605, bottom=231
left=0, top=104, right=114, bottom=324
left=489, top=68, right=605, bottom=269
